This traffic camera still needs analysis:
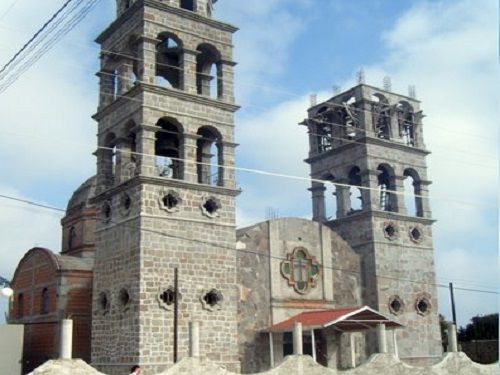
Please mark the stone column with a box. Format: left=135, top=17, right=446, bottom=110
left=419, top=180, right=433, bottom=218
left=309, top=183, right=326, bottom=222
left=97, top=70, right=114, bottom=108
left=59, top=319, right=73, bottom=359
left=377, top=324, right=387, bottom=354
left=293, top=323, right=303, bottom=355
left=394, top=175, right=407, bottom=215
left=117, top=60, right=134, bottom=94
left=447, top=323, right=458, bottom=352
left=336, top=179, right=351, bottom=218
left=182, top=49, right=198, bottom=94
left=361, top=170, right=379, bottom=211
left=183, top=133, right=200, bottom=183
left=220, top=141, right=236, bottom=188
left=220, top=60, right=236, bottom=103
left=136, top=124, right=159, bottom=176
left=137, top=37, right=158, bottom=85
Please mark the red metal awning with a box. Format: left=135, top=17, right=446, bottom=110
left=268, top=306, right=404, bottom=333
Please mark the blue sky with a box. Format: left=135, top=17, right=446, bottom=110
left=0, top=0, right=497, bottom=328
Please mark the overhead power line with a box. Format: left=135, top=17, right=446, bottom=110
left=0, top=192, right=497, bottom=295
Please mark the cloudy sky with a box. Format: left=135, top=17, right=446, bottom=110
left=0, top=0, right=497, bottom=327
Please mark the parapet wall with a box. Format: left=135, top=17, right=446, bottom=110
left=28, top=353, right=498, bottom=375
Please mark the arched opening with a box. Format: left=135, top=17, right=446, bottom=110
left=102, top=133, right=117, bottom=183
left=196, top=44, right=222, bottom=99
left=156, top=34, right=183, bottom=89
left=348, top=167, right=362, bottom=211
left=180, top=0, right=196, bottom=11
left=372, top=93, right=391, bottom=139
left=41, top=288, right=49, bottom=314
left=155, top=118, right=183, bottom=179
left=196, top=126, right=223, bottom=186
left=377, top=164, right=396, bottom=212
left=397, top=101, right=416, bottom=146
left=404, top=169, right=423, bottom=217
left=321, top=173, right=337, bottom=220
left=312, top=107, right=332, bottom=153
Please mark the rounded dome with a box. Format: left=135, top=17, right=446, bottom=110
left=66, top=176, right=97, bottom=212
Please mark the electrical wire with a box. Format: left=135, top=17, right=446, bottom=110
left=0, top=192, right=497, bottom=296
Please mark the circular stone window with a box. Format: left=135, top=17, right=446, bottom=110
left=388, top=295, right=404, bottom=315
left=409, top=227, right=423, bottom=243
left=159, top=190, right=181, bottom=213
left=157, top=287, right=181, bottom=311
left=118, top=288, right=131, bottom=310
left=383, top=222, right=397, bottom=240
left=201, top=289, right=223, bottom=311
left=415, top=294, right=432, bottom=316
left=200, top=197, right=222, bottom=218
left=98, top=291, right=111, bottom=315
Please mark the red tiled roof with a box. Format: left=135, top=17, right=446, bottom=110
left=268, top=306, right=403, bottom=332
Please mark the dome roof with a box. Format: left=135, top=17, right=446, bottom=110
left=66, top=176, right=96, bottom=212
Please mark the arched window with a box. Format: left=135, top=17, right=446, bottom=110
left=372, top=93, right=391, bottom=139
left=180, top=0, right=196, bottom=11
left=312, top=107, right=332, bottom=153
left=196, top=127, right=223, bottom=186
left=155, top=118, right=183, bottom=179
left=321, top=173, right=336, bottom=220
left=41, top=288, right=49, bottom=315
left=68, top=226, right=76, bottom=250
left=377, top=165, right=396, bottom=212
left=17, top=293, right=24, bottom=318
left=397, top=101, right=416, bottom=146
left=102, top=133, right=117, bottom=184
left=347, top=167, right=362, bottom=211
left=404, top=169, right=423, bottom=217
left=156, top=34, right=183, bottom=89
left=196, top=44, right=222, bottom=99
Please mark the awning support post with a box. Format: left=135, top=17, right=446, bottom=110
left=377, top=323, right=387, bottom=354
left=392, top=330, right=399, bottom=358
left=349, top=332, right=356, bottom=368
left=293, top=322, right=303, bottom=355
left=269, top=332, right=275, bottom=367
left=311, top=329, right=316, bottom=362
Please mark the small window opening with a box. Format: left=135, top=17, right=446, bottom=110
left=155, top=118, right=183, bottom=179
left=416, top=297, right=431, bottom=315
left=180, top=0, right=195, bottom=11
left=122, top=194, right=132, bottom=210
left=348, top=167, right=362, bottom=211
left=203, top=198, right=219, bottom=215
left=197, top=127, right=223, bottom=186
left=203, top=289, right=222, bottom=307
left=41, top=288, right=49, bottom=314
left=160, top=288, right=176, bottom=306
left=410, top=227, right=422, bottom=242
left=68, top=226, right=76, bottom=250
left=391, top=299, right=401, bottom=313
left=17, top=293, right=24, bottom=318
left=118, top=289, right=130, bottom=307
left=196, top=44, right=222, bottom=99
left=163, top=193, right=179, bottom=210
left=103, top=202, right=112, bottom=220
left=384, top=224, right=396, bottom=238
left=389, top=295, right=404, bottom=315
left=156, top=36, right=182, bottom=89
left=98, top=291, right=110, bottom=314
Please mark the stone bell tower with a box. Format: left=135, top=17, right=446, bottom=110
left=91, top=0, right=240, bottom=373
left=302, top=84, right=442, bottom=363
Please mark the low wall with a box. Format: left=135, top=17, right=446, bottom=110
left=27, top=353, right=498, bottom=375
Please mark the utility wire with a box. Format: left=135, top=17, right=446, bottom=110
left=0, top=192, right=497, bottom=295
left=0, top=0, right=74, bottom=76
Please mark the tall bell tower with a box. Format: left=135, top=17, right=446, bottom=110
left=303, top=84, right=442, bottom=362
left=91, top=0, right=240, bottom=373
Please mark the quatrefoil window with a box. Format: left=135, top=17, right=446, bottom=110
left=280, top=247, right=321, bottom=294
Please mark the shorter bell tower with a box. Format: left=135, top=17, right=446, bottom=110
left=302, top=83, right=442, bottom=362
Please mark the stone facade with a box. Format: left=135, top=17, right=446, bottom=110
left=303, top=84, right=442, bottom=361
left=90, top=1, right=240, bottom=374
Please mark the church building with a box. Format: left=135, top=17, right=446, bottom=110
left=7, top=1, right=442, bottom=374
